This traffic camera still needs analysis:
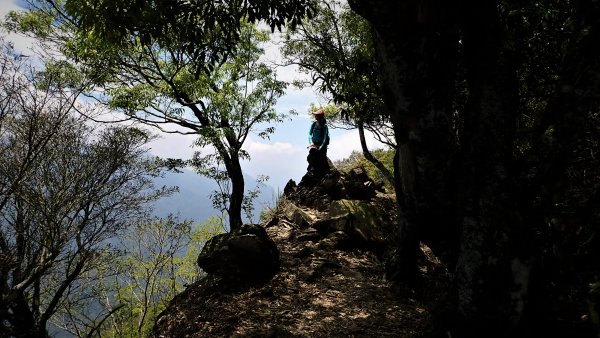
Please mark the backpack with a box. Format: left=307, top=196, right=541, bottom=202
left=310, top=122, right=330, bottom=146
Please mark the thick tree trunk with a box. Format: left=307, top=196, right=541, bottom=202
left=389, top=140, right=419, bottom=281
left=6, top=291, right=47, bottom=338
left=453, top=1, right=531, bottom=336
left=225, top=153, right=244, bottom=231
left=229, top=155, right=244, bottom=231
left=349, top=0, right=600, bottom=336
left=212, top=136, right=244, bottom=232
left=348, top=0, right=458, bottom=281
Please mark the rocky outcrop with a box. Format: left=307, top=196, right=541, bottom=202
left=284, top=166, right=384, bottom=210
left=153, top=165, right=448, bottom=337
left=280, top=166, right=393, bottom=256
left=195, top=165, right=386, bottom=286
left=316, top=199, right=391, bottom=254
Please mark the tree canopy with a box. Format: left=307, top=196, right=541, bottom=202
left=5, top=2, right=292, bottom=231
left=281, top=0, right=394, bottom=186
left=3, top=0, right=600, bottom=336
left=0, top=41, right=168, bottom=337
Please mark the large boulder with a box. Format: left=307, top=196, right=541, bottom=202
left=197, top=224, right=280, bottom=284
left=285, top=165, right=382, bottom=208
left=319, top=199, right=392, bottom=255
left=287, top=169, right=344, bottom=208
left=282, top=202, right=314, bottom=228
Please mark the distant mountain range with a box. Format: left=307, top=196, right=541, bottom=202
left=152, top=168, right=277, bottom=225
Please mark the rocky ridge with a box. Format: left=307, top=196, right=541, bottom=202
left=152, top=166, right=450, bottom=337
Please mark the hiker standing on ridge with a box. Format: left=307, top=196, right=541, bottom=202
left=307, top=109, right=330, bottom=172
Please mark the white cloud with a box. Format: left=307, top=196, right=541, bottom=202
left=146, top=133, right=309, bottom=191
left=328, top=129, right=384, bottom=161
left=240, top=127, right=388, bottom=191
left=0, top=1, right=37, bottom=54
left=242, top=137, right=306, bottom=189
left=145, top=129, right=198, bottom=160
left=244, top=139, right=296, bottom=155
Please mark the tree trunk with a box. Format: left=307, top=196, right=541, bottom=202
left=212, top=135, right=245, bottom=232
left=227, top=153, right=244, bottom=231
left=348, top=0, right=459, bottom=282
left=357, top=121, right=394, bottom=187
left=8, top=291, right=46, bottom=338
left=349, top=0, right=600, bottom=335
left=453, top=1, right=531, bottom=336
left=388, top=140, right=419, bottom=281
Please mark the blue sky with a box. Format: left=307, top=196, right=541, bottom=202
left=0, top=0, right=382, bottom=191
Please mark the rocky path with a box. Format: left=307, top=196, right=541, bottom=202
left=153, top=168, right=449, bottom=337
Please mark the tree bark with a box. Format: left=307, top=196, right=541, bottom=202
left=349, top=0, right=600, bottom=335
left=452, top=1, right=531, bottom=336
left=226, top=152, right=245, bottom=231
left=210, top=132, right=244, bottom=232
left=7, top=290, right=45, bottom=338
left=348, top=0, right=459, bottom=282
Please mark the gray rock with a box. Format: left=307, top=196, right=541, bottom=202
left=197, top=224, right=279, bottom=284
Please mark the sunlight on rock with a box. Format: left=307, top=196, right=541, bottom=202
left=350, top=311, right=370, bottom=320
left=302, top=310, right=318, bottom=320
left=313, top=296, right=336, bottom=308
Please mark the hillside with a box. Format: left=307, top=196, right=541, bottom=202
left=152, top=165, right=450, bottom=337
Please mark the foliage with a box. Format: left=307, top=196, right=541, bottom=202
left=51, top=215, right=224, bottom=337
left=281, top=0, right=395, bottom=186
left=179, top=216, right=226, bottom=283
left=191, top=152, right=234, bottom=223
left=242, top=175, right=270, bottom=224
left=259, top=189, right=285, bottom=223
left=0, top=42, right=168, bottom=337
left=281, top=0, right=391, bottom=140
left=192, top=151, right=270, bottom=226
left=3, top=0, right=315, bottom=72
left=6, top=3, right=291, bottom=231
left=110, top=216, right=223, bottom=337
left=334, top=148, right=395, bottom=190
left=283, top=1, right=376, bottom=112
left=60, top=0, right=315, bottom=74
left=108, top=216, right=192, bottom=337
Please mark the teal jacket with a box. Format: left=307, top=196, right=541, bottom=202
left=309, top=121, right=329, bottom=148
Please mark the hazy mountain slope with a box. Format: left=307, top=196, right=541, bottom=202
left=152, top=168, right=276, bottom=224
